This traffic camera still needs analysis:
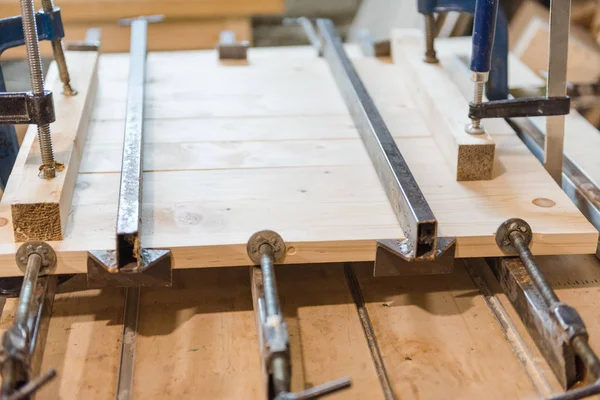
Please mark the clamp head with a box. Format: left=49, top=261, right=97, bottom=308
left=15, top=241, right=57, bottom=275
left=118, top=14, right=165, bottom=26
left=495, top=218, right=533, bottom=254
left=247, top=230, right=286, bottom=264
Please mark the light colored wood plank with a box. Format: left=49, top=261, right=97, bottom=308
left=276, top=263, right=384, bottom=399
left=134, top=268, right=265, bottom=399
left=1, top=51, right=98, bottom=242
left=0, top=44, right=595, bottom=276
left=2, top=18, right=252, bottom=59
left=392, top=30, right=496, bottom=181
left=354, top=262, right=539, bottom=399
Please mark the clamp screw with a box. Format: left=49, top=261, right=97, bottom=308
left=15, top=241, right=57, bottom=275
left=247, top=230, right=286, bottom=264
left=495, top=218, right=533, bottom=254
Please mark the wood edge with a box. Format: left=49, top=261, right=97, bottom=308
left=8, top=51, right=99, bottom=243
left=391, top=29, right=496, bottom=182
left=456, top=143, right=495, bottom=181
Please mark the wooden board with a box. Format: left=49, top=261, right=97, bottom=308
left=0, top=51, right=98, bottom=242
left=0, top=0, right=284, bottom=22
left=0, top=44, right=595, bottom=276
left=393, top=30, right=496, bottom=181
left=2, top=19, right=252, bottom=59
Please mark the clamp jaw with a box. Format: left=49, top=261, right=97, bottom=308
left=0, top=7, right=66, bottom=188
left=417, top=0, right=509, bottom=100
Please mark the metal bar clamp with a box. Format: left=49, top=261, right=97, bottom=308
left=311, top=18, right=455, bottom=276
left=87, top=17, right=171, bottom=288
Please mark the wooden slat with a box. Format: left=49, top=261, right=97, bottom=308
left=2, top=18, right=252, bottom=59
left=0, top=51, right=98, bottom=242
left=392, top=30, right=496, bottom=181
left=276, top=263, right=384, bottom=399
left=133, top=268, right=264, bottom=399
left=353, top=262, right=539, bottom=399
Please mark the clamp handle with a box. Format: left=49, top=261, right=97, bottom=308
left=470, top=0, right=499, bottom=74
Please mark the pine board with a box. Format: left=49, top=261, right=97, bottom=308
left=0, top=44, right=595, bottom=276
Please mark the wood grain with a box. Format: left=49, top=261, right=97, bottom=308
left=353, top=262, right=539, bottom=399
left=0, top=44, right=595, bottom=276
left=1, top=51, right=98, bottom=242
left=392, top=30, right=496, bottom=181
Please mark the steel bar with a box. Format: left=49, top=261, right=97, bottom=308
left=18, top=0, right=56, bottom=178
left=549, top=380, right=600, bottom=400
left=316, top=18, right=437, bottom=258
left=116, top=19, right=147, bottom=270
left=26, top=276, right=57, bottom=379
left=344, top=264, right=396, bottom=400
left=116, top=287, right=140, bottom=400
left=87, top=17, right=171, bottom=287
left=544, top=0, right=571, bottom=184
left=487, top=256, right=580, bottom=388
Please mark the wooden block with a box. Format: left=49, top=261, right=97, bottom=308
left=392, top=30, right=496, bottom=181
left=1, top=51, right=98, bottom=241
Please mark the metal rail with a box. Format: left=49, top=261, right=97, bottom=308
left=87, top=16, right=171, bottom=288
left=544, top=0, right=571, bottom=184
left=316, top=18, right=437, bottom=259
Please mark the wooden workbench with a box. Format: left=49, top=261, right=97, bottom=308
left=0, top=36, right=599, bottom=399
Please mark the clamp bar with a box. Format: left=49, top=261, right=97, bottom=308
left=87, top=16, right=171, bottom=288
left=316, top=18, right=437, bottom=259
left=0, top=242, right=57, bottom=399
left=248, top=231, right=351, bottom=399
left=544, top=0, right=571, bottom=184
left=469, top=96, right=570, bottom=120
left=493, top=218, right=600, bottom=395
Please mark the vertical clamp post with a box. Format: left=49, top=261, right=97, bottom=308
left=0, top=241, right=57, bottom=399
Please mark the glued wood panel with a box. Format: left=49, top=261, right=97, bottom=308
left=0, top=45, right=595, bottom=276
left=1, top=51, right=98, bottom=242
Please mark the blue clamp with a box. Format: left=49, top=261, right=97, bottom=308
left=0, top=8, right=64, bottom=188
left=417, top=0, right=508, bottom=100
